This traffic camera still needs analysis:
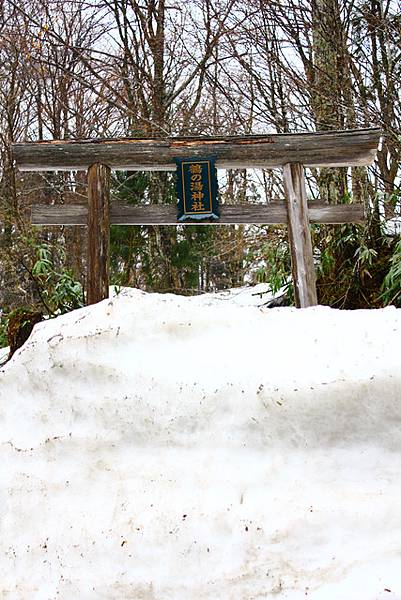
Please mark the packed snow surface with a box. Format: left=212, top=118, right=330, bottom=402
left=1, top=287, right=401, bottom=599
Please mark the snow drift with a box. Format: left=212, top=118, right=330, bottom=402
left=1, top=288, right=401, bottom=599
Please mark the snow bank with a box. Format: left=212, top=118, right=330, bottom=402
left=1, top=289, right=401, bottom=599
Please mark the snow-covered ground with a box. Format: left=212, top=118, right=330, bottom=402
left=1, top=288, right=401, bottom=599
left=111, top=282, right=279, bottom=307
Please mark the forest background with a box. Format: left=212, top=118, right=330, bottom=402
left=0, top=0, right=400, bottom=347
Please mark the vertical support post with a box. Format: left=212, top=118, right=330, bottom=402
left=283, top=163, right=317, bottom=308
left=87, top=163, right=111, bottom=305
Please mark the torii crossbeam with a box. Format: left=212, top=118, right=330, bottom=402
left=11, top=127, right=381, bottom=308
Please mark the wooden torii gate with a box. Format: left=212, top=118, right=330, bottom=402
left=11, top=128, right=381, bottom=308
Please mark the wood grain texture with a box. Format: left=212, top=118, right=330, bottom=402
left=31, top=202, right=365, bottom=226
left=283, top=163, right=318, bottom=308
left=87, top=163, right=110, bottom=305
left=13, top=128, right=381, bottom=171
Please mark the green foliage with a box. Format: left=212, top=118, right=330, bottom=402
left=381, top=240, right=401, bottom=307
left=31, top=242, right=84, bottom=315
left=172, top=226, right=217, bottom=292
left=112, top=171, right=150, bottom=205
left=314, top=224, right=365, bottom=306
left=0, top=313, right=8, bottom=349
left=254, top=235, right=293, bottom=303
left=110, top=171, right=154, bottom=288
left=0, top=306, right=44, bottom=360
left=261, top=243, right=291, bottom=293
left=383, top=190, right=401, bottom=212
left=354, top=244, right=378, bottom=280
left=0, top=239, right=84, bottom=349
left=313, top=219, right=395, bottom=308
left=109, top=170, right=219, bottom=293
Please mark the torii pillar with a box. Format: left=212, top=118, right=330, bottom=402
left=283, top=163, right=317, bottom=307
left=87, top=163, right=111, bottom=305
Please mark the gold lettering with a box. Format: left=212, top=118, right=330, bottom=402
left=191, top=191, right=205, bottom=201
left=192, top=200, right=205, bottom=211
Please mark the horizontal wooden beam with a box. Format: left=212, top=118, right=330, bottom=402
left=31, top=202, right=365, bottom=226
left=13, top=128, right=381, bottom=171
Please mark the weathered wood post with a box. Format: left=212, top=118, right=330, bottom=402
left=283, top=163, right=318, bottom=308
left=87, top=163, right=111, bottom=305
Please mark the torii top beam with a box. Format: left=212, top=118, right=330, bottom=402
left=11, top=128, right=381, bottom=172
